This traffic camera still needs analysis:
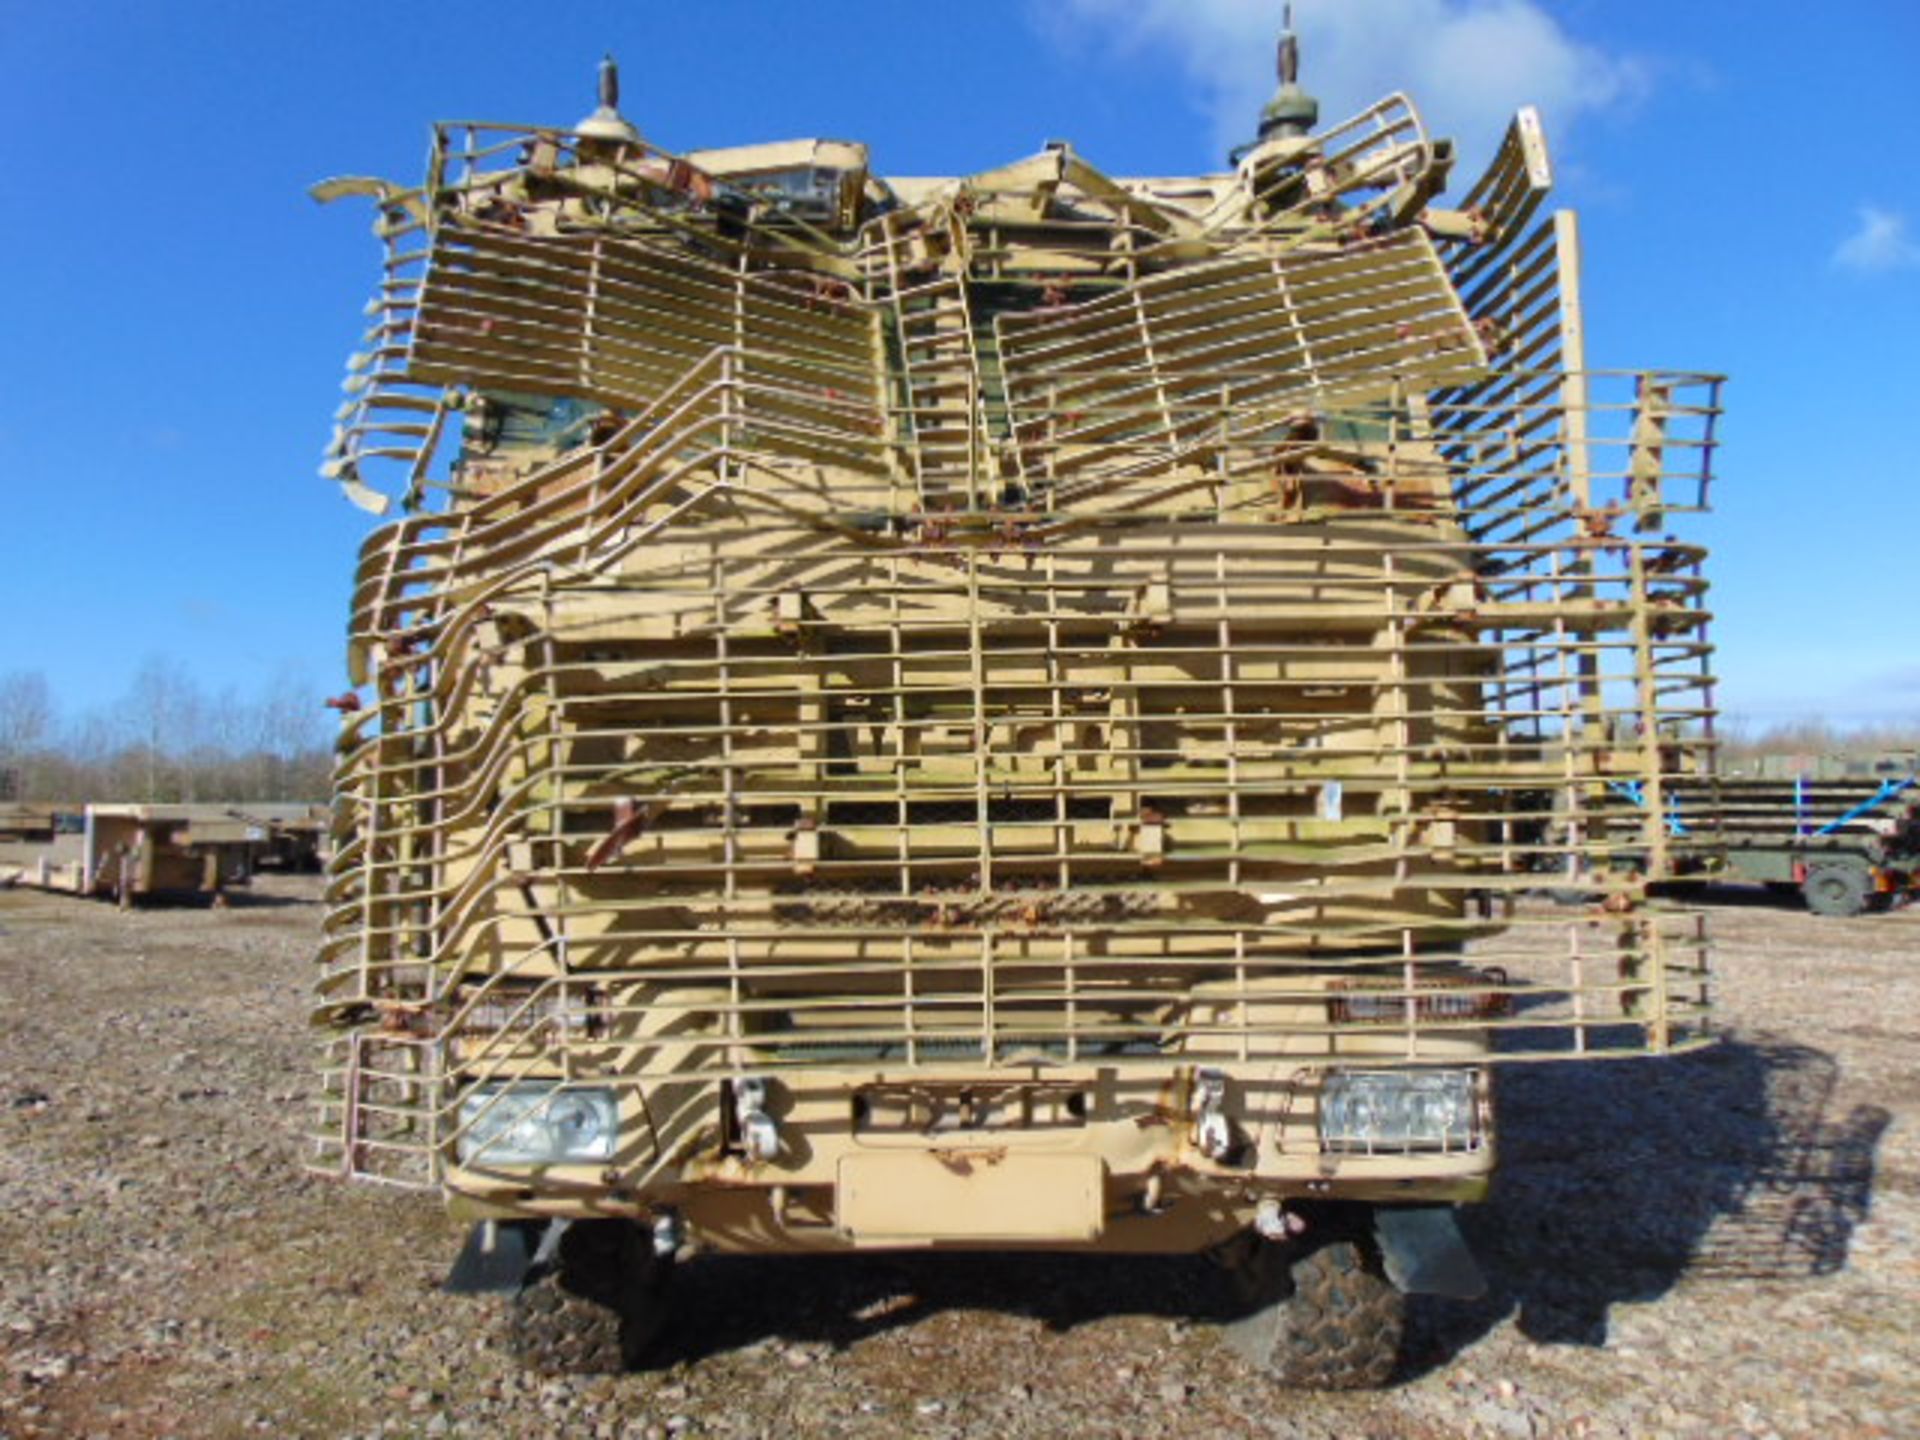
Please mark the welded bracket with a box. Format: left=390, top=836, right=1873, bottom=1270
left=734, top=1077, right=782, bottom=1161
left=1191, top=1067, right=1234, bottom=1161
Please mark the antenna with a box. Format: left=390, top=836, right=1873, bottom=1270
left=1250, top=1, right=1318, bottom=147
left=575, top=53, right=643, bottom=146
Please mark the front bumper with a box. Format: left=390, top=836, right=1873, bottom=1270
left=442, top=1055, right=1494, bottom=1254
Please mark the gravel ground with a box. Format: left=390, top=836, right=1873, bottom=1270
left=1, top=877, right=1914, bottom=1439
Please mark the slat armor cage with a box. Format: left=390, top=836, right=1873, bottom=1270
left=313, top=89, right=1721, bottom=1195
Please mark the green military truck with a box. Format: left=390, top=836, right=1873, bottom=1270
left=1563, top=752, right=1920, bottom=917
left=1687, top=755, right=1920, bottom=916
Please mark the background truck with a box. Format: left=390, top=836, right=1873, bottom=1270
left=1683, top=755, right=1919, bottom=915
left=1555, top=751, right=1920, bottom=916
left=310, top=31, right=1721, bottom=1389
left=0, top=803, right=259, bottom=904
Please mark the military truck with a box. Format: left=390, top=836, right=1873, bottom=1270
left=310, top=28, right=1721, bottom=1388
left=1547, top=749, right=1920, bottom=916
left=1681, top=755, right=1919, bottom=915
left=234, top=802, right=333, bottom=873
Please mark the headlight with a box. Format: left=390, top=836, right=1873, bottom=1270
left=1318, top=1068, right=1479, bottom=1153
left=455, top=1083, right=618, bottom=1164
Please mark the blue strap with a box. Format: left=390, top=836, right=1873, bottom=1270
left=1607, top=779, right=1688, bottom=837
left=1813, top=775, right=1916, bottom=838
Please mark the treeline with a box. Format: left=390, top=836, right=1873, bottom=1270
left=0, top=663, right=333, bottom=806
left=1717, top=717, right=1920, bottom=765
left=2, top=661, right=1911, bottom=809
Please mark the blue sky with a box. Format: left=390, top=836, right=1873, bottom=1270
left=1, top=1, right=1914, bottom=729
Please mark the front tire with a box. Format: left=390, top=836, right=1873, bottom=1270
left=1225, top=1234, right=1404, bottom=1389
left=507, top=1220, right=670, bottom=1375
left=1803, top=860, right=1872, bottom=917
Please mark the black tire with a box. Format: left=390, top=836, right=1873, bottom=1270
left=507, top=1220, right=670, bottom=1375
left=1803, top=861, right=1872, bottom=918
left=1225, top=1235, right=1404, bottom=1389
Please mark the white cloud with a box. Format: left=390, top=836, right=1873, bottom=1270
left=1832, top=205, right=1920, bottom=274
left=1041, top=0, right=1646, bottom=173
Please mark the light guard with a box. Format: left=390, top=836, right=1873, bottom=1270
left=1319, top=1068, right=1480, bottom=1154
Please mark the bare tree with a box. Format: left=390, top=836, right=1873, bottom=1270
left=124, top=657, right=213, bottom=802
left=0, top=670, right=51, bottom=755
left=248, top=668, right=328, bottom=801
left=0, top=671, right=53, bottom=798
left=12, top=663, right=335, bottom=805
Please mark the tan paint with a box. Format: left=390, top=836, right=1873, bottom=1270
left=310, top=79, right=1724, bottom=1263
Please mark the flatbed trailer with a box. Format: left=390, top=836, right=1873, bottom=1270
left=0, top=802, right=54, bottom=843
left=1679, top=765, right=1920, bottom=916
left=1569, top=755, right=1920, bottom=916
left=0, top=803, right=261, bottom=905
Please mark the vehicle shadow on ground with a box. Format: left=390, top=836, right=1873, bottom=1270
left=1657, top=882, right=1800, bottom=910
left=1405, top=1034, right=1891, bottom=1373
left=651, top=1247, right=1244, bottom=1368
left=1656, top=882, right=1915, bottom=915
left=650, top=1033, right=1889, bottom=1378
left=215, top=888, right=321, bottom=910
left=98, top=888, right=316, bottom=912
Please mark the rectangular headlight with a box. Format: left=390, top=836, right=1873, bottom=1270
left=1319, top=1068, right=1479, bottom=1153
left=455, top=1083, right=618, bottom=1165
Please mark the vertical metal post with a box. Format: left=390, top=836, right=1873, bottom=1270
left=1555, top=211, right=1609, bottom=816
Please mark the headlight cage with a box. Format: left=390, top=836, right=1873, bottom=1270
left=1317, top=1067, right=1485, bottom=1156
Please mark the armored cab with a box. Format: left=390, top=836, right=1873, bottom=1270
left=311, top=36, right=1721, bottom=1387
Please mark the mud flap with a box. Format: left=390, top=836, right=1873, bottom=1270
left=1373, top=1205, right=1486, bottom=1299
left=444, top=1219, right=544, bottom=1295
